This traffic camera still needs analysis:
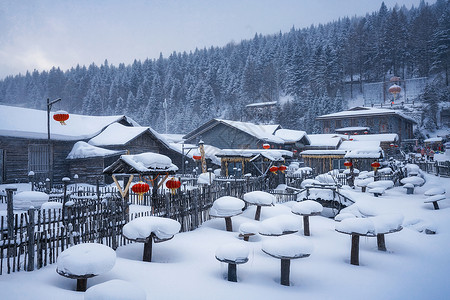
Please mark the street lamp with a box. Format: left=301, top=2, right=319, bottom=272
left=46, top=98, right=62, bottom=186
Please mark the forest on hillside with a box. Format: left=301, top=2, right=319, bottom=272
left=0, top=0, right=448, bottom=134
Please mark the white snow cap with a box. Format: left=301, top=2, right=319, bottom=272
left=40, top=201, right=63, bottom=210
left=239, top=222, right=259, bottom=235
left=371, top=214, right=404, bottom=233
left=424, top=187, right=446, bottom=196
left=367, top=180, right=394, bottom=190
left=197, top=172, right=215, bottom=185
left=291, top=200, right=323, bottom=215
left=334, top=213, right=357, bottom=222
left=262, top=235, right=313, bottom=258
left=121, top=152, right=178, bottom=172
left=67, top=141, right=123, bottom=159
left=56, top=243, right=116, bottom=276
left=85, top=279, right=146, bottom=300
left=215, top=243, right=249, bottom=263
left=259, top=214, right=302, bottom=236
left=13, top=191, right=49, bottom=210
left=243, top=191, right=275, bottom=206
left=123, top=216, right=181, bottom=241
left=335, top=218, right=375, bottom=235
left=400, top=176, right=425, bottom=186
left=210, top=196, right=245, bottom=217
left=300, top=179, right=321, bottom=188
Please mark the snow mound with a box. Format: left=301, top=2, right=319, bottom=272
left=215, top=243, right=249, bottom=262
left=259, top=214, right=302, bottom=236
left=197, top=172, right=215, bottom=185
left=400, top=176, right=425, bottom=186
left=243, top=191, right=275, bottom=205
left=13, top=191, right=49, bottom=210
left=335, top=218, right=375, bottom=235
left=210, top=196, right=245, bottom=217
left=291, top=200, right=323, bottom=215
left=123, top=216, right=181, bottom=241
left=85, top=279, right=146, bottom=300
left=262, top=235, right=313, bottom=258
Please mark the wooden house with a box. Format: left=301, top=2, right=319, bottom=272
left=315, top=106, right=416, bottom=142
left=183, top=119, right=284, bottom=150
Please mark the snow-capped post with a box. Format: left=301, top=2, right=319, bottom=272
left=291, top=200, right=323, bottom=236
left=61, top=177, right=70, bottom=225
left=344, top=160, right=354, bottom=187
left=243, top=191, right=275, bottom=221
left=28, top=171, right=35, bottom=191
left=5, top=186, right=17, bottom=239
left=215, top=243, right=249, bottom=282
left=210, top=196, right=245, bottom=232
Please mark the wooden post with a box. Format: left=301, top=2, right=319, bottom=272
left=225, top=217, right=233, bottom=232
left=350, top=234, right=360, bottom=266
left=280, top=258, right=291, bottom=286
left=5, top=187, right=16, bottom=239
left=432, top=201, right=440, bottom=210
left=76, top=278, right=88, bottom=292
left=27, top=208, right=35, bottom=271
left=303, top=215, right=310, bottom=236
left=377, top=233, right=386, bottom=251
left=254, top=205, right=262, bottom=221
left=227, top=263, right=237, bottom=282
left=143, top=234, right=153, bottom=262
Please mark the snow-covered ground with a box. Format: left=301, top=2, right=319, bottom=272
left=1, top=173, right=450, bottom=300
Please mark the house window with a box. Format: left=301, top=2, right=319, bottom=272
left=335, top=120, right=342, bottom=129
left=379, top=118, right=389, bottom=133
left=28, top=144, right=50, bottom=174
left=367, top=118, right=374, bottom=127
left=350, top=118, right=358, bottom=127
left=323, top=120, right=330, bottom=133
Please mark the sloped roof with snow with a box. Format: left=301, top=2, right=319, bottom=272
left=307, top=134, right=344, bottom=148
left=217, top=149, right=292, bottom=161
left=274, top=129, right=310, bottom=144
left=89, top=123, right=149, bottom=146
left=168, top=142, right=221, bottom=165
left=338, top=140, right=381, bottom=151
left=316, top=106, right=416, bottom=123
left=103, top=152, right=178, bottom=175
left=0, top=104, right=133, bottom=141
left=66, top=141, right=125, bottom=159
left=183, top=118, right=284, bottom=144
left=351, top=133, right=398, bottom=143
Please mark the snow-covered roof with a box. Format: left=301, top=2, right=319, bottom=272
left=160, top=133, right=186, bottom=143
left=344, top=148, right=383, bottom=159
left=217, top=119, right=283, bottom=143
left=89, top=123, right=149, bottom=146
left=274, top=129, right=310, bottom=144
left=103, top=152, right=178, bottom=175
left=0, top=104, right=133, bottom=141
left=66, top=141, right=125, bottom=159
left=184, top=118, right=283, bottom=144
left=300, top=150, right=346, bottom=156
left=245, top=101, right=277, bottom=108
left=306, top=134, right=344, bottom=148
left=350, top=134, right=398, bottom=143
left=339, top=140, right=381, bottom=151
left=217, top=149, right=293, bottom=161
left=335, top=127, right=369, bottom=132
left=316, top=106, right=416, bottom=123
left=424, top=137, right=443, bottom=143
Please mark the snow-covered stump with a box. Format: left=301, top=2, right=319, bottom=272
left=291, top=200, right=323, bottom=236
left=403, top=183, right=415, bottom=194
left=261, top=235, right=313, bottom=286
left=368, top=187, right=385, bottom=197
left=424, top=195, right=446, bottom=210
left=238, top=222, right=259, bottom=241
left=56, top=243, right=116, bottom=292
left=400, top=176, right=425, bottom=189
left=243, top=191, right=275, bottom=221
left=210, top=196, right=245, bottom=232
left=424, top=188, right=446, bottom=210
left=259, top=214, right=302, bottom=237
left=371, top=214, right=403, bottom=252
left=335, top=218, right=376, bottom=266
left=215, top=243, right=249, bottom=282
left=85, top=279, right=146, bottom=300
left=122, top=216, right=181, bottom=262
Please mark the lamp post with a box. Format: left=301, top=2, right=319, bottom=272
left=47, top=98, right=62, bottom=186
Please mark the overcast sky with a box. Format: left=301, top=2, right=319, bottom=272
left=0, top=0, right=430, bottom=79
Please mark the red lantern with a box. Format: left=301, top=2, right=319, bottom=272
left=166, top=178, right=181, bottom=194
left=349, top=138, right=354, bottom=141
left=364, top=131, right=368, bottom=134
left=371, top=161, right=381, bottom=170
left=269, top=166, right=278, bottom=174
left=344, top=161, right=352, bottom=168
left=395, top=145, right=399, bottom=148
left=389, top=84, right=401, bottom=103
left=390, top=143, right=395, bottom=147
left=354, top=132, right=358, bottom=135
left=262, top=143, right=270, bottom=149
left=193, top=155, right=202, bottom=161
left=131, top=181, right=150, bottom=201
left=278, top=165, right=287, bottom=173
left=53, top=110, right=69, bottom=125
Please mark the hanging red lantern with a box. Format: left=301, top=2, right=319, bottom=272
left=269, top=166, right=278, bottom=174
left=390, top=143, right=395, bottom=147
left=364, top=131, right=369, bottom=134
left=394, top=145, right=399, bottom=148
left=349, top=138, right=354, bottom=141
left=389, top=84, right=402, bottom=103
left=371, top=161, right=381, bottom=170
left=166, top=178, right=181, bottom=195
left=278, top=165, right=287, bottom=173
left=193, top=155, right=202, bottom=161
left=344, top=161, right=352, bottom=168
left=53, top=110, right=69, bottom=125
left=354, top=132, right=358, bottom=135
left=262, top=143, right=270, bottom=149
left=131, top=181, right=150, bottom=201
